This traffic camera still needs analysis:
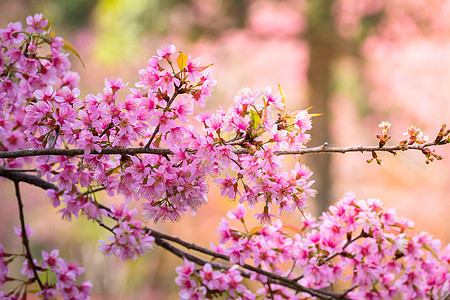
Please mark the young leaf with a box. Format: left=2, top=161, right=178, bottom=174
left=249, top=226, right=264, bottom=235
left=278, top=84, right=287, bottom=114
left=62, top=39, right=85, bottom=68
left=177, top=51, right=188, bottom=71
left=304, top=106, right=323, bottom=117
left=43, top=21, right=54, bottom=39
left=250, top=110, right=261, bottom=130
left=198, top=63, right=214, bottom=72
left=282, top=224, right=302, bottom=235
left=422, top=243, right=440, bottom=260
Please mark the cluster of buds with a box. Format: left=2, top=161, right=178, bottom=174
left=366, top=151, right=382, bottom=165
left=376, top=121, right=391, bottom=147
left=421, top=148, right=443, bottom=164
left=369, top=122, right=449, bottom=165
left=419, top=123, right=450, bottom=164
left=398, top=126, right=427, bottom=151
left=368, top=121, right=392, bottom=165
left=434, top=123, right=450, bottom=144
left=401, top=125, right=429, bottom=146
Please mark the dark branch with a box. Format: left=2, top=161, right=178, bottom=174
left=0, top=167, right=57, bottom=190
left=14, top=181, right=45, bottom=291
left=152, top=235, right=344, bottom=299
left=0, top=139, right=447, bottom=160
left=144, top=88, right=180, bottom=148
left=0, top=147, right=172, bottom=159
left=323, top=231, right=367, bottom=263
left=0, top=169, right=349, bottom=299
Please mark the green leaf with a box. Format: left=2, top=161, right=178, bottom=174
left=62, top=39, right=85, bottom=68
left=422, top=243, right=440, bottom=260
left=43, top=21, right=54, bottom=39
left=250, top=110, right=261, bottom=130
left=153, top=134, right=162, bottom=148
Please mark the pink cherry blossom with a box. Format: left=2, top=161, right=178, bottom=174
left=0, top=22, right=26, bottom=46
left=13, top=225, right=34, bottom=239
left=26, top=13, right=48, bottom=33
left=1, top=15, right=449, bottom=300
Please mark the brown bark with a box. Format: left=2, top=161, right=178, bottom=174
left=305, top=1, right=359, bottom=214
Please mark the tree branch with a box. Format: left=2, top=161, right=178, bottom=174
left=0, top=139, right=446, bottom=159
left=0, top=168, right=349, bottom=299
left=271, top=140, right=447, bottom=156
left=0, top=147, right=171, bottom=159
left=144, top=88, right=180, bottom=149
left=152, top=234, right=346, bottom=299
left=13, top=181, right=45, bottom=291
left=0, top=167, right=57, bottom=190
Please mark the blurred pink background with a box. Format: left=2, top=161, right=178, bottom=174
left=1, top=0, right=449, bottom=298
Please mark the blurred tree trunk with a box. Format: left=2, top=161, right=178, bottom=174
left=183, top=0, right=364, bottom=215
left=305, top=0, right=358, bottom=215
left=306, top=37, right=334, bottom=215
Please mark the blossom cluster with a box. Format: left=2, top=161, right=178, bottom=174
left=1, top=14, right=315, bottom=230
left=0, top=14, right=78, bottom=164
left=206, top=86, right=315, bottom=223
left=0, top=227, right=91, bottom=300
left=369, top=121, right=449, bottom=165
left=0, top=16, right=317, bottom=299
left=176, top=193, right=450, bottom=299
left=99, top=204, right=154, bottom=260
left=175, top=261, right=255, bottom=300
left=0, top=244, right=9, bottom=293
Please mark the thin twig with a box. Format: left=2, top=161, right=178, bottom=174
left=82, top=187, right=107, bottom=196
left=323, top=231, right=367, bottom=263
left=271, top=141, right=447, bottom=156
left=340, top=285, right=359, bottom=299
left=48, top=128, right=60, bottom=149
left=98, top=222, right=114, bottom=233
left=144, top=124, right=161, bottom=149
left=144, top=88, right=180, bottom=148
left=99, top=122, right=114, bottom=138
left=14, top=181, right=45, bottom=291
left=267, top=283, right=275, bottom=300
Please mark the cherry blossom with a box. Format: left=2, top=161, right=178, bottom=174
left=0, top=15, right=449, bottom=300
